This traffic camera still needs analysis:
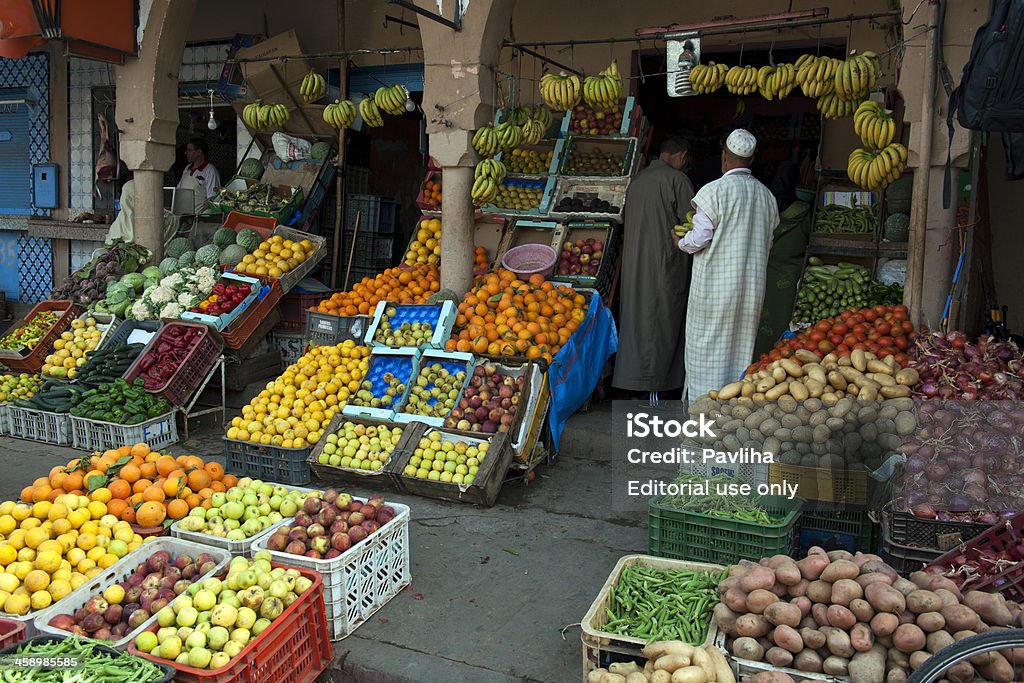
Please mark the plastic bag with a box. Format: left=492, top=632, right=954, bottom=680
left=876, top=259, right=907, bottom=286
left=272, top=132, right=312, bottom=162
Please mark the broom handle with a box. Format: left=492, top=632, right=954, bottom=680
left=343, top=210, right=361, bottom=290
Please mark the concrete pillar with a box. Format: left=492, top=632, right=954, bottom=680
left=114, top=0, right=197, bottom=260
left=439, top=166, right=475, bottom=293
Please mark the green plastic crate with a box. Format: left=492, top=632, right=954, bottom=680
left=647, top=496, right=803, bottom=564
left=798, top=508, right=877, bottom=554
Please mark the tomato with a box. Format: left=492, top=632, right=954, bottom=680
left=895, top=336, right=909, bottom=350
left=901, top=320, right=915, bottom=334
left=832, top=323, right=849, bottom=335
left=810, top=330, right=826, bottom=342
left=890, top=325, right=904, bottom=337
left=894, top=352, right=911, bottom=366
left=837, top=343, right=850, bottom=354
left=852, top=324, right=867, bottom=335
left=878, top=336, right=894, bottom=348
left=769, top=349, right=781, bottom=361
left=864, top=310, right=878, bottom=322
left=781, top=347, right=793, bottom=357
left=818, top=340, right=835, bottom=353
left=830, top=334, right=844, bottom=345
left=867, top=332, right=880, bottom=342
left=874, top=322, right=891, bottom=336
left=843, top=334, right=857, bottom=347
left=873, top=305, right=887, bottom=316
left=853, top=342, right=868, bottom=351
left=815, top=321, right=831, bottom=332
left=804, top=342, right=818, bottom=352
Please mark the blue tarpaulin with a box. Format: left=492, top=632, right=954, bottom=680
left=547, top=293, right=618, bottom=451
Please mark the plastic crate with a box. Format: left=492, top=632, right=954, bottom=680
left=647, top=496, right=803, bottom=565
left=341, top=347, right=418, bottom=422
left=223, top=209, right=277, bottom=239
left=251, top=498, right=411, bottom=641
left=180, top=273, right=264, bottom=332
left=581, top=555, right=722, bottom=679
left=277, top=285, right=335, bottom=332
left=269, top=226, right=327, bottom=294
left=32, top=537, right=231, bottom=651
left=768, top=463, right=870, bottom=505
left=392, top=350, right=475, bottom=427
left=390, top=427, right=515, bottom=507
left=6, top=405, right=71, bottom=445
left=305, top=312, right=371, bottom=348
left=558, top=136, right=638, bottom=178
left=69, top=411, right=178, bottom=452
left=494, top=140, right=561, bottom=177
left=550, top=177, right=627, bottom=222
left=221, top=279, right=284, bottom=350
left=926, top=514, right=1024, bottom=601
left=99, top=319, right=163, bottom=352
left=123, top=321, right=224, bottom=407
left=129, top=564, right=331, bottom=683
left=798, top=508, right=876, bottom=554
left=364, top=301, right=456, bottom=350
left=270, top=330, right=305, bottom=372
left=879, top=514, right=943, bottom=574
left=0, top=403, right=7, bottom=436
left=223, top=438, right=312, bottom=485
left=887, top=508, right=991, bottom=550
left=170, top=483, right=317, bottom=558
left=0, top=619, right=25, bottom=650
left=0, top=635, right=175, bottom=681
left=714, top=631, right=844, bottom=683
left=560, top=96, right=637, bottom=138
left=308, top=414, right=419, bottom=492
left=483, top=176, right=557, bottom=217
left=0, top=300, right=79, bottom=374
left=550, top=221, right=620, bottom=294
left=416, top=168, right=442, bottom=213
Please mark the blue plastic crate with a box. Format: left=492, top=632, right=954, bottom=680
left=341, top=347, right=418, bottom=421
left=364, top=301, right=456, bottom=350
left=393, top=350, right=475, bottom=427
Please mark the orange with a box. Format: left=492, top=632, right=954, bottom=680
left=106, top=499, right=129, bottom=519
left=46, top=488, right=65, bottom=503
left=139, top=462, right=157, bottom=479
left=132, top=479, right=151, bottom=495
left=154, top=456, right=177, bottom=478
left=118, top=506, right=136, bottom=524
left=116, top=445, right=132, bottom=457
left=186, top=469, right=211, bottom=493
left=49, top=472, right=66, bottom=490
left=31, top=485, right=52, bottom=504
left=19, top=487, right=34, bottom=504
left=135, top=501, right=166, bottom=527
left=141, top=486, right=165, bottom=503
left=118, top=464, right=141, bottom=484
left=210, top=481, right=226, bottom=493
left=204, top=462, right=224, bottom=482
left=62, top=473, right=83, bottom=493
left=108, top=480, right=131, bottom=500
left=181, top=455, right=204, bottom=470
left=162, top=474, right=186, bottom=499
left=32, top=477, right=49, bottom=488
left=185, top=493, right=202, bottom=509
left=130, top=443, right=150, bottom=459
left=166, top=499, right=188, bottom=520
left=82, top=472, right=105, bottom=492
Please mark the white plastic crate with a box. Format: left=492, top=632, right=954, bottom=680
left=30, top=537, right=232, bottom=651
left=713, top=631, right=845, bottom=682
left=6, top=406, right=71, bottom=445
left=169, top=482, right=318, bottom=558
left=341, top=347, right=417, bottom=422
left=363, top=301, right=457, bottom=350
left=580, top=554, right=723, bottom=679
left=685, top=450, right=771, bottom=488
left=69, top=411, right=178, bottom=452
left=392, top=350, right=475, bottom=428
left=0, top=403, right=7, bottom=436
left=251, top=498, right=411, bottom=641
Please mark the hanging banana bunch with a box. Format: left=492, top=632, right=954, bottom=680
left=494, top=119, right=524, bottom=152
left=795, top=55, right=838, bottom=98
left=725, top=66, right=758, bottom=96
left=242, top=101, right=262, bottom=131
left=521, top=118, right=544, bottom=146
left=816, top=92, right=858, bottom=120
left=374, top=84, right=409, bottom=116
left=757, top=64, right=797, bottom=101
left=358, top=96, right=384, bottom=127
left=300, top=70, right=327, bottom=102
left=509, top=107, right=532, bottom=126
left=531, top=104, right=553, bottom=132
left=834, top=52, right=879, bottom=102
left=847, top=143, right=907, bottom=191
left=471, top=159, right=506, bottom=206
left=322, top=100, right=356, bottom=129
left=583, top=60, right=623, bottom=109
left=854, top=100, right=895, bottom=149
left=472, top=125, right=499, bottom=157
left=539, top=72, right=581, bottom=111
left=242, top=101, right=289, bottom=130
left=689, top=62, right=729, bottom=94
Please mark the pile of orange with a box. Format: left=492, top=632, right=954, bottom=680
left=19, top=443, right=238, bottom=529
left=312, top=263, right=441, bottom=316
left=473, top=247, right=489, bottom=277
left=444, top=269, right=588, bottom=363
left=421, top=179, right=442, bottom=208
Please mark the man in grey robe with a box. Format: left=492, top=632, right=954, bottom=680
left=612, top=137, right=694, bottom=404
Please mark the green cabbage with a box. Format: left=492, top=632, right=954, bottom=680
left=120, top=272, right=146, bottom=293
left=142, top=266, right=163, bottom=280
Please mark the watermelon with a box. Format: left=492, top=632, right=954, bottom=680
left=884, top=213, right=910, bottom=242
left=220, top=244, right=247, bottom=267
left=237, top=158, right=265, bottom=180
left=195, top=244, right=222, bottom=268
left=177, top=250, right=195, bottom=267
left=159, top=257, right=179, bottom=276
left=311, top=142, right=331, bottom=160
left=236, top=229, right=262, bottom=253
left=166, top=237, right=192, bottom=259
left=213, top=227, right=237, bottom=248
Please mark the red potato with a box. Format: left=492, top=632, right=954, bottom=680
left=848, top=645, right=887, bottom=683
left=898, top=610, right=918, bottom=625
left=744, top=673, right=796, bottom=683
left=826, top=628, right=855, bottom=657
left=870, top=612, right=900, bottom=637
left=764, top=646, right=794, bottom=668
left=786, top=579, right=809, bottom=598
left=732, top=636, right=764, bottom=661
left=796, top=554, right=830, bottom=581
left=713, top=603, right=740, bottom=635
left=823, top=655, right=850, bottom=676
left=736, top=614, right=771, bottom=638
left=794, top=649, right=824, bottom=673
left=718, top=576, right=742, bottom=595
left=964, top=591, right=1014, bottom=627
left=926, top=575, right=962, bottom=600
left=977, top=652, right=1015, bottom=683
left=865, top=582, right=907, bottom=615
left=806, top=580, right=833, bottom=604
left=858, top=559, right=899, bottom=581
left=826, top=550, right=854, bottom=562
left=893, top=623, right=926, bottom=654
left=933, top=588, right=961, bottom=609
left=940, top=604, right=980, bottom=632
left=856, top=573, right=895, bottom=589
left=891, top=578, right=919, bottom=597
left=886, top=668, right=908, bottom=683
left=800, top=627, right=826, bottom=649
left=926, top=629, right=955, bottom=654
left=766, top=556, right=802, bottom=586
left=772, top=624, right=804, bottom=654
left=909, top=650, right=932, bottom=669
left=887, top=648, right=910, bottom=669
left=947, top=661, right=976, bottom=683
left=729, top=559, right=756, bottom=577
left=764, top=601, right=803, bottom=628
left=831, top=579, right=863, bottom=607
left=724, top=588, right=749, bottom=613
left=905, top=590, right=943, bottom=615
left=806, top=546, right=828, bottom=556
left=915, top=612, right=946, bottom=633
left=850, top=598, right=875, bottom=623
left=769, top=582, right=789, bottom=598
left=789, top=596, right=811, bottom=618
left=740, top=566, right=777, bottom=593
left=908, top=571, right=932, bottom=589
left=850, top=622, right=875, bottom=652
left=746, top=589, right=780, bottom=614
left=799, top=616, right=817, bottom=631
left=826, top=605, right=857, bottom=630
left=820, top=560, right=860, bottom=583
left=811, top=603, right=830, bottom=627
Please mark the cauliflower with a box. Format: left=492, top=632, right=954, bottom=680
left=196, top=267, right=218, bottom=293
left=161, top=273, right=184, bottom=290
left=177, top=292, right=199, bottom=308
left=148, top=286, right=175, bottom=306
left=131, top=299, right=153, bottom=320
left=159, top=302, right=184, bottom=319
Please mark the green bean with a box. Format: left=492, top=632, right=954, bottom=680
left=658, top=473, right=785, bottom=524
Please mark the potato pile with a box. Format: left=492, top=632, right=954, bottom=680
left=710, top=349, right=920, bottom=403
left=714, top=547, right=1024, bottom=683
left=587, top=642, right=734, bottom=683
left=688, top=395, right=916, bottom=472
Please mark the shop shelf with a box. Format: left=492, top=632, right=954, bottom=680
left=580, top=554, right=722, bottom=680
left=32, top=537, right=231, bottom=651
left=129, top=564, right=331, bottom=682
left=0, top=636, right=175, bottom=681
left=123, top=321, right=224, bottom=407
left=223, top=438, right=312, bottom=485
left=0, top=300, right=79, bottom=374
left=6, top=405, right=71, bottom=445
left=364, top=301, right=456, bottom=350
left=69, top=411, right=178, bottom=452
left=340, top=347, right=417, bottom=422
left=559, top=96, right=637, bottom=138
left=305, top=312, right=371, bottom=349
left=927, top=514, right=1024, bottom=601
left=180, top=273, right=264, bottom=332
left=307, top=414, right=419, bottom=492
left=392, top=350, right=475, bottom=428
left=251, top=499, right=411, bottom=641
left=207, top=179, right=305, bottom=224
left=550, top=221, right=620, bottom=297
left=557, top=136, right=637, bottom=178
left=0, top=404, right=7, bottom=436
left=494, top=139, right=562, bottom=177
left=647, top=496, right=802, bottom=565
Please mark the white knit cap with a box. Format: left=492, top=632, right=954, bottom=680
left=725, top=129, right=757, bottom=157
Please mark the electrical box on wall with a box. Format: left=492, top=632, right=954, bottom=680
left=32, top=163, right=58, bottom=209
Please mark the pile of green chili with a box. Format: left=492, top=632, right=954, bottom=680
left=602, top=565, right=725, bottom=644
left=0, top=636, right=167, bottom=682
left=658, top=473, right=786, bottom=525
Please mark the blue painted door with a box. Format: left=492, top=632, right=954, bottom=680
left=0, top=88, right=31, bottom=215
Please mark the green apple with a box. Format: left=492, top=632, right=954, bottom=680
left=236, top=477, right=253, bottom=489
left=224, top=519, right=240, bottom=531
left=243, top=507, right=261, bottom=521
left=279, top=499, right=298, bottom=517
left=189, top=507, right=206, bottom=519
left=272, top=485, right=289, bottom=498
left=235, top=606, right=257, bottom=630
left=195, top=620, right=212, bottom=633
left=241, top=492, right=258, bottom=508
left=222, top=640, right=244, bottom=658
left=193, top=590, right=216, bottom=612
left=210, top=603, right=238, bottom=629
left=176, top=627, right=194, bottom=642
left=185, top=630, right=207, bottom=650
left=201, top=578, right=223, bottom=596
left=257, top=503, right=271, bottom=516
left=222, top=501, right=244, bottom=521
left=159, top=636, right=183, bottom=660
left=267, top=580, right=289, bottom=600
left=157, top=626, right=177, bottom=643
left=268, top=494, right=284, bottom=510
left=210, top=651, right=231, bottom=669
left=176, top=606, right=198, bottom=627
left=207, top=625, right=230, bottom=651
left=241, top=519, right=262, bottom=536
left=253, top=550, right=272, bottom=563
left=251, top=618, right=271, bottom=636
left=172, top=595, right=193, bottom=613
left=267, top=512, right=283, bottom=524
left=226, top=489, right=243, bottom=503
left=230, top=628, right=251, bottom=646
left=188, top=647, right=213, bottom=669
left=211, top=492, right=227, bottom=508
left=157, top=606, right=177, bottom=627
left=258, top=483, right=274, bottom=496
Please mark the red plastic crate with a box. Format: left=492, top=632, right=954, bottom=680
left=0, top=619, right=25, bottom=650
left=927, top=514, right=1024, bottom=601
left=124, top=321, right=224, bottom=407
left=222, top=279, right=284, bottom=350
left=128, top=564, right=330, bottom=683
left=0, top=301, right=79, bottom=373
left=223, top=210, right=277, bottom=239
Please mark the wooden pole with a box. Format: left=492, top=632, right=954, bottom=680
left=344, top=210, right=361, bottom=290
left=330, top=0, right=348, bottom=288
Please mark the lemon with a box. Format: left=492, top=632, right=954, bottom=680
left=3, top=593, right=29, bottom=615
left=31, top=501, right=51, bottom=520
left=75, top=558, right=95, bottom=574
left=86, top=547, right=105, bottom=563
left=85, top=566, right=101, bottom=579
left=69, top=574, right=86, bottom=590
left=51, top=567, right=71, bottom=583
left=0, top=502, right=14, bottom=516
left=87, top=501, right=107, bottom=519
left=16, top=547, right=35, bottom=564
left=46, top=503, right=68, bottom=522
left=114, top=526, right=134, bottom=544
left=33, top=550, right=61, bottom=574
left=0, top=546, right=16, bottom=568
left=11, top=562, right=31, bottom=580
left=10, top=505, right=29, bottom=522
left=47, top=579, right=72, bottom=602
left=30, top=590, right=52, bottom=610
left=66, top=548, right=85, bottom=566
left=107, top=540, right=128, bottom=559
left=23, top=569, right=49, bottom=593
left=0, top=574, right=19, bottom=593
left=76, top=532, right=96, bottom=551
left=103, top=584, right=125, bottom=605
left=0, top=515, right=16, bottom=536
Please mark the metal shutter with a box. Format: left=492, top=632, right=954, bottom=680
left=0, top=88, right=31, bottom=215
left=347, top=64, right=424, bottom=98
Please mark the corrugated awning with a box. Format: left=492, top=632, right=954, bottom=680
left=0, top=0, right=135, bottom=62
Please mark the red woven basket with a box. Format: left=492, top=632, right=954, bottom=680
left=927, top=514, right=1024, bottom=601
left=124, top=321, right=223, bottom=407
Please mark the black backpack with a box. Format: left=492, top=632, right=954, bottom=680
left=944, top=0, right=1024, bottom=207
